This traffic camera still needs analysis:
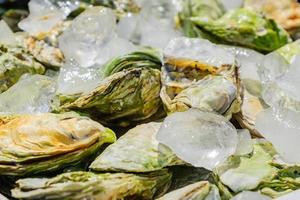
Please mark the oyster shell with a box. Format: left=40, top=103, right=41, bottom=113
left=11, top=170, right=171, bottom=200
left=59, top=67, right=165, bottom=126
left=244, top=0, right=300, bottom=39
left=15, top=32, right=64, bottom=69
left=0, top=113, right=116, bottom=176
left=191, top=9, right=291, bottom=52
left=90, top=122, right=184, bottom=173
left=0, top=44, right=45, bottom=93
left=161, top=38, right=241, bottom=115
left=157, top=181, right=221, bottom=200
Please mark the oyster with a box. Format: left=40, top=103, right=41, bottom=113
left=0, top=113, right=116, bottom=176
left=231, top=191, right=271, bottom=200
left=59, top=68, right=164, bottom=127
left=0, top=44, right=45, bottom=93
left=101, top=49, right=162, bottom=77
left=224, top=46, right=267, bottom=137
left=157, top=181, right=221, bottom=200
left=161, top=37, right=241, bottom=115
left=215, top=139, right=300, bottom=198
left=161, top=75, right=240, bottom=115
left=178, top=0, right=225, bottom=38
left=244, top=0, right=300, bottom=39
left=215, top=139, right=277, bottom=193
left=11, top=170, right=171, bottom=200
left=90, top=122, right=184, bottom=173
left=15, top=33, right=64, bottom=69
left=191, top=9, right=291, bottom=52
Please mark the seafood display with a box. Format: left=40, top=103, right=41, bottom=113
left=1, top=0, right=300, bottom=199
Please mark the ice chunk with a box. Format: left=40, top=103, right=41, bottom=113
left=139, top=0, right=178, bottom=21
left=164, top=37, right=235, bottom=67
left=232, top=191, right=271, bottom=200
left=235, top=129, right=253, bottom=156
left=94, top=37, right=136, bottom=66
left=220, top=0, right=244, bottom=11
left=139, top=17, right=181, bottom=49
left=276, top=57, right=300, bottom=101
left=255, top=107, right=300, bottom=164
left=156, top=109, right=238, bottom=170
left=59, top=7, right=116, bottom=67
left=117, top=13, right=140, bottom=43
left=51, top=0, right=80, bottom=16
left=0, top=75, right=56, bottom=114
left=58, top=7, right=137, bottom=95
left=260, top=55, right=300, bottom=110
left=18, top=0, right=65, bottom=36
left=277, top=189, right=300, bottom=200
left=0, top=20, right=16, bottom=46
left=57, top=60, right=102, bottom=95
left=59, top=7, right=136, bottom=67
left=225, top=46, right=263, bottom=80
left=258, top=51, right=290, bottom=83
left=117, top=0, right=181, bottom=49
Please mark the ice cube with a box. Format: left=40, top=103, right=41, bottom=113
left=117, top=13, right=140, bottom=43
left=57, top=59, right=102, bottom=95
left=258, top=51, right=290, bottom=83
left=225, top=46, right=263, bottom=81
left=95, top=37, right=136, bottom=66
left=0, top=75, right=56, bottom=114
left=276, top=56, right=300, bottom=101
left=138, top=0, right=182, bottom=49
left=260, top=55, right=300, bottom=111
left=139, top=17, right=181, bottom=49
left=117, top=0, right=181, bottom=49
left=255, top=107, right=300, bottom=164
left=164, top=37, right=235, bottom=67
left=220, top=0, right=244, bottom=11
left=156, top=109, right=238, bottom=170
left=231, top=191, right=271, bottom=200
left=0, top=20, right=16, bottom=46
left=235, top=129, right=253, bottom=156
left=139, top=0, right=178, bottom=21
left=59, top=7, right=117, bottom=67
left=50, top=0, right=80, bottom=16
left=277, top=189, right=300, bottom=200
left=18, top=0, right=65, bottom=36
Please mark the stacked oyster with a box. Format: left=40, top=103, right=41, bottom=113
left=0, top=0, right=300, bottom=199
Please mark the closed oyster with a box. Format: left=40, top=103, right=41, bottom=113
left=191, top=9, right=291, bottom=52
left=0, top=113, right=116, bottom=176
left=59, top=68, right=165, bottom=127
left=0, top=44, right=45, bottom=93
left=11, top=170, right=171, bottom=200
left=90, top=122, right=184, bottom=173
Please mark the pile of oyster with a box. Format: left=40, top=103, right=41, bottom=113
left=0, top=0, right=300, bottom=199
